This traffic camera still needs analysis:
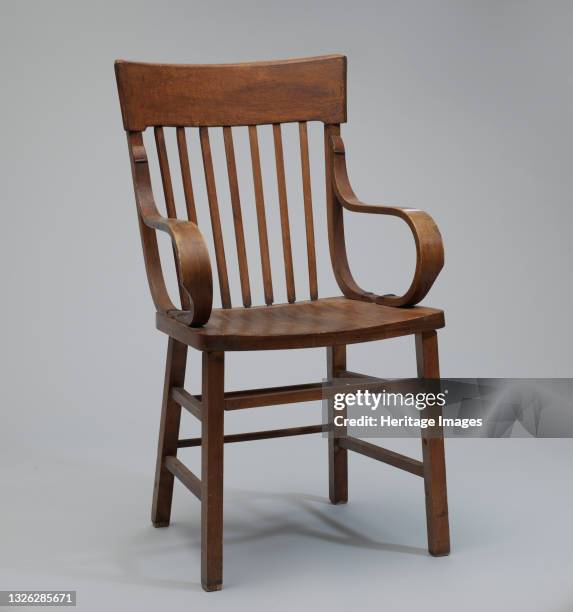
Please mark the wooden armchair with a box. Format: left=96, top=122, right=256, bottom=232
left=115, top=54, right=449, bottom=591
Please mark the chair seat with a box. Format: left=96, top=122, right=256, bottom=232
left=156, top=296, right=444, bottom=351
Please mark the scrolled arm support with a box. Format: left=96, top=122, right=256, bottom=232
left=144, top=216, right=213, bottom=326
left=128, top=132, right=213, bottom=326
left=329, top=134, right=444, bottom=307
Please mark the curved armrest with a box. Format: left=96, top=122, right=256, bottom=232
left=145, top=215, right=213, bottom=326
left=128, top=133, right=213, bottom=326
left=329, top=134, right=444, bottom=307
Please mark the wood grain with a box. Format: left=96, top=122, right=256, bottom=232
left=416, top=330, right=450, bottom=556
left=165, top=456, right=202, bottom=499
left=156, top=296, right=444, bottom=351
left=273, top=123, right=296, bottom=302
left=299, top=121, right=318, bottom=300
left=154, top=126, right=177, bottom=218
left=329, top=133, right=444, bottom=307
left=171, top=386, right=202, bottom=421
left=116, top=54, right=451, bottom=592
left=115, top=55, right=346, bottom=130
left=340, top=437, right=424, bottom=477
left=127, top=131, right=213, bottom=326
left=248, top=126, right=274, bottom=305
left=328, top=345, right=348, bottom=503
left=151, top=338, right=187, bottom=527
left=176, top=127, right=198, bottom=223
left=201, top=351, right=225, bottom=591
left=223, top=127, right=251, bottom=307
left=200, top=127, right=231, bottom=308
left=178, top=424, right=324, bottom=448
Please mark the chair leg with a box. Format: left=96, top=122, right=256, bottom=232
left=201, top=351, right=225, bottom=592
left=416, top=331, right=450, bottom=556
left=327, top=345, right=348, bottom=504
left=152, top=338, right=188, bottom=527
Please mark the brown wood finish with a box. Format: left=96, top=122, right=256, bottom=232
left=299, top=121, right=318, bottom=300
left=151, top=338, right=187, bottom=527
left=329, top=134, right=444, bottom=307
left=172, top=381, right=323, bottom=412
left=339, top=369, right=382, bottom=380
left=171, top=386, right=202, bottom=421
left=200, top=127, right=231, bottom=308
left=223, top=381, right=325, bottom=410
left=201, top=351, right=225, bottom=591
left=153, top=127, right=191, bottom=309
left=154, top=127, right=177, bottom=219
left=127, top=131, right=213, bottom=326
left=273, top=123, right=296, bottom=302
left=165, top=456, right=202, bottom=499
left=115, top=55, right=346, bottom=130
left=328, top=345, right=348, bottom=504
left=340, top=437, right=424, bottom=477
left=223, top=126, right=252, bottom=307
left=178, top=424, right=325, bottom=448
left=176, top=127, right=198, bottom=224
left=115, top=54, right=450, bottom=591
left=416, top=331, right=450, bottom=556
left=173, top=378, right=387, bottom=413
left=248, top=125, right=274, bottom=305
left=156, top=297, right=444, bottom=351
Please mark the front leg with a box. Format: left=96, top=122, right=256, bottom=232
left=201, top=351, right=225, bottom=591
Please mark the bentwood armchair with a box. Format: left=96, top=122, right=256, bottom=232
left=115, top=55, right=449, bottom=591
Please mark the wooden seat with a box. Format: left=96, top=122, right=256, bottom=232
left=115, top=54, right=450, bottom=592
left=158, top=297, right=444, bottom=351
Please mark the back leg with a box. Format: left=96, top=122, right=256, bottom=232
left=152, top=338, right=188, bottom=527
left=327, top=345, right=348, bottom=504
left=416, top=331, right=450, bottom=556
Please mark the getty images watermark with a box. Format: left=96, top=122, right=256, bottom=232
left=331, top=387, right=482, bottom=430
left=321, top=379, right=573, bottom=438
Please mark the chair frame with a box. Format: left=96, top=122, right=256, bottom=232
left=115, top=54, right=449, bottom=592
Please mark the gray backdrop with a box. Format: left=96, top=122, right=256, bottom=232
left=1, top=1, right=572, bottom=611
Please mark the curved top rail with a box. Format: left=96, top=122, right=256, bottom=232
left=115, top=55, right=347, bottom=130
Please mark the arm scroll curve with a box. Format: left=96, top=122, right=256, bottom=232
left=128, top=132, right=213, bottom=326
left=329, top=133, right=444, bottom=307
